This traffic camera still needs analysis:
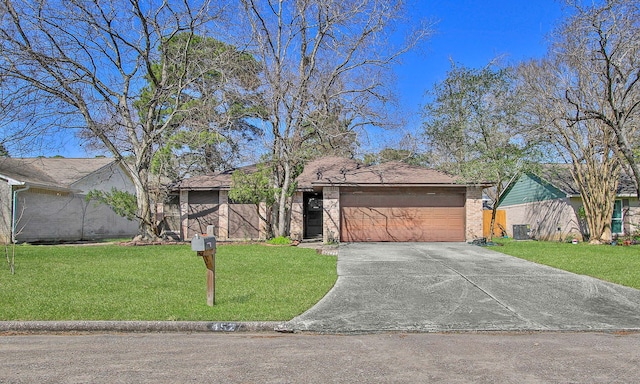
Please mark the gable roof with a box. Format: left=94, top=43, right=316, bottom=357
left=176, top=156, right=486, bottom=191
left=535, top=164, right=637, bottom=196
left=297, top=157, right=466, bottom=187
left=0, top=157, right=118, bottom=191
left=535, top=164, right=580, bottom=196
left=175, top=164, right=259, bottom=190
left=499, top=164, right=638, bottom=206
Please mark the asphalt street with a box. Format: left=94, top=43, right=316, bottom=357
left=1, top=332, right=639, bottom=383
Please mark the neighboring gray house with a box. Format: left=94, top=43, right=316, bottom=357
left=174, top=156, right=489, bottom=243
left=498, top=165, right=639, bottom=241
left=0, top=158, right=138, bottom=243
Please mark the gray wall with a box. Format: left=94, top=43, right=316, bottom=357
left=0, top=181, right=12, bottom=243
left=14, top=188, right=138, bottom=243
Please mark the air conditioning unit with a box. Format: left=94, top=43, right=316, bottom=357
left=512, top=224, right=531, bottom=240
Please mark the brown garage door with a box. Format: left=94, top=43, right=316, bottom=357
left=340, top=188, right=465, bottom=242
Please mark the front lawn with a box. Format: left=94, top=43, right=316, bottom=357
left=0, top=244, right=337, bottom=321
left=491, top=239, right=640, bottom=289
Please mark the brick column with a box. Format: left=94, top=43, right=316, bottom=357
left=290, top=191, right=304, bottom=240
left=465, top=186, right=484, bottom=241
left=218, top=190, right=229, bottom=241
left=322, top=187, right=340, bottom=244
left=179, top=190, right=189, bottom=240
left=259, top=202, right=268, bottom=240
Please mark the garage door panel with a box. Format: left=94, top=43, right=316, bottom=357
left=341, top=192, right=464, bottom=208
left=341, top=207, right=465, bottom=242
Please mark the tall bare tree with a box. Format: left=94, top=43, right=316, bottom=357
left=0, top=0, right=228, bottom=240
left=555, top=0, right=640, bottom=196
left=239, top=0, right=431, bottom=237
left=518, top=58, right=621, bottom=244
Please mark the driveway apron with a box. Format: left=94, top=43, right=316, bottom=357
left=286, top=243, right=640, bottom=333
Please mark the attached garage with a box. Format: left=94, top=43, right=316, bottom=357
left=297, top=157, right=487, bottom=243
left=340, top=187, right=466, bottom=242
left=176, top=156, right=488, bottom=243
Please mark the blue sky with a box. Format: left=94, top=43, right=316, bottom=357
left=400, top=0, right=564, bottom=103
left=372, top=0, right=566, bottom=151
left=47, top=0, right=567, bottom=158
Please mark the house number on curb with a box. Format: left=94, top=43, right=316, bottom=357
left=191, top=234, right=217, bottom=306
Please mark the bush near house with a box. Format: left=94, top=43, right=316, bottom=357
left=0, top=244, right=337, bottom=321
left=492, top=240, right=640, bottom=289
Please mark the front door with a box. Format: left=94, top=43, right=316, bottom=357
left=304, top=193, right=323, bottom=239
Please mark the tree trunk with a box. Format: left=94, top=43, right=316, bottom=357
left=275, top=160, right=292, bottom=238
left=488, top=207, right=496, bottom=242
left=122, top=161, right=159, bottom=241
left=572, top=160, right=619, bottom=244
left=487, top=182, right=505, bottom=242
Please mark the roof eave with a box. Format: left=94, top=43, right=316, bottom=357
left=178, top=185, right=229, bottom=191
left=311, top=182, right=486, bottom=188
left=0, top=175, right=25, bottom=186
left=1, top=174, right=76, bottom=192
left=21, top=181, right=76, bottom=193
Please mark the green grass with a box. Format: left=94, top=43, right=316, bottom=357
left=0, top=244, right=337, bottom=321
left=491, top=239, right=640, bottom=289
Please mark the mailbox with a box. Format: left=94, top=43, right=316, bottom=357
left=191, top=235, right=216, bottom=252
left=191, top=234, right=217, bottom=306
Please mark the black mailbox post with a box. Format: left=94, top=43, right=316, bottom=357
left=191, top=234, right=217, bottom=306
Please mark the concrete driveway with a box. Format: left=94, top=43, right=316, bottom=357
left=285, top=242, right=640, bottom=333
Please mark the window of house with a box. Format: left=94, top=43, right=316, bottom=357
left=612, top=199, right=623, bottom=234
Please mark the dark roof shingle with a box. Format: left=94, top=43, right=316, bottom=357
left=537, top=164, right=637, bottom=196
left=177, top=156, right=478, bottom=191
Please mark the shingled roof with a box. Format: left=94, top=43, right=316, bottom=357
left=536, top=164, right=637, bottom=197
left=0, top=157, right=118, bottom=190
left=176, top=156, right=479, bottom=191
left=296, top=157, right=464, bottom=187
left=175, top=164, right=259, bottom=190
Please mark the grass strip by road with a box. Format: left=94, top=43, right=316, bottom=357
left=492, top=239, right=640, bottom=289
left=0, top=244, right=337, bottom=321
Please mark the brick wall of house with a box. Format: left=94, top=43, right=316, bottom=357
left=218, top=190, right=229, bottom=240
left=501, top=197, right=583, bottom=241
left=465, top=186, right=484, bottom=241
left=290, top=192, right=304, bottom=240
left=322, top=187, right=340, bottom=243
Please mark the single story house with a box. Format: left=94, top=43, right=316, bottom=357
left=0, top=157, right=138, bottom=243
left=497, top=165, right=639, bottom=241
left=174, top=156, right=489, bottom=243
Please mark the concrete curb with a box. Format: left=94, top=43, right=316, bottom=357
left=0, top=321, right=284, bottom=334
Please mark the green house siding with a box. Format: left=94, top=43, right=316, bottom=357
left=499, top=173, right=566, bottom=207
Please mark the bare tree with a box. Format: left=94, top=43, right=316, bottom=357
left=556, top=0, right=640, bottom=196
left=239, top=0, right=432, bottom=237
left=0, top=0, right=227, bottom=240
left=518, top=58, right=621, bottom=244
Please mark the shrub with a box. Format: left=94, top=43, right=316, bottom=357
left=267, top=236, right=292, bottom=245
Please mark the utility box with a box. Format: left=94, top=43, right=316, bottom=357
left=512, top=224, right=531, bottom=240
left=191, top=235, right=216, bottom=252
